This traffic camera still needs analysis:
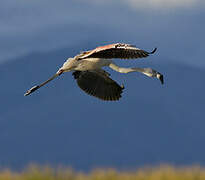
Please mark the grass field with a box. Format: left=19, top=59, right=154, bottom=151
left=0, top=165, right=205, bottom=180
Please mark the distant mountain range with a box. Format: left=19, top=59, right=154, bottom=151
left=0, top=46, right=205, bottom=171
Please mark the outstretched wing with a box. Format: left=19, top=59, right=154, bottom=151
left=72, top=70, right=124, bottom=101
left=77, top=43, right=157, bottom=60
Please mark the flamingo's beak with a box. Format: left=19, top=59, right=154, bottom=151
left=157, top=73, right=164, bottom=84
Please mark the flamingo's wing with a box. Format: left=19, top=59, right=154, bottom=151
left=72, top=70, right=124, bottom=101
left=78, top=43, right=157, bottom=60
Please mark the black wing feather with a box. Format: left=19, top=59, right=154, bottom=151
left=78, top=43, right=157, bottom=60
left=72, top=70, right=124, bottom=101
left=87, top=48, right=149, bottom=59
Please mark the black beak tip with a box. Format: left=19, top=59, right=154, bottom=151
left=159, top=74, right=164, bottom=85
left=150, top=47, right=157, bottom=54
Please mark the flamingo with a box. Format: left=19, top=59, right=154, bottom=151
left=24, top=43, right=163, bottom=101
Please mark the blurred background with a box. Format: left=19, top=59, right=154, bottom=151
left=0, top=0, right=205, bottom=172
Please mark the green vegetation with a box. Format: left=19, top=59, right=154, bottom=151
left=0, top=165, right=205, bottom=180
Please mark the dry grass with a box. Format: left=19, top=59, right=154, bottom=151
left=0, top=165, right=205, bottom=180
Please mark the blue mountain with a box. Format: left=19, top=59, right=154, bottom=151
left=0, top=46, right=204, bottom=170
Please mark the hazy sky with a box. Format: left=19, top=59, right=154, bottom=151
left=1, top=0, right=204, bottom=67
left=83, top=0, right=205, bottom=8
left=1, top=1, right=205, bottom=170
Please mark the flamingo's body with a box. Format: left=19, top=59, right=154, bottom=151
left=25, top=43, right=163, bottom=101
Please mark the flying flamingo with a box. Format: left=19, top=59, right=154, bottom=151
left=24, top=43, right=163, bottom=101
